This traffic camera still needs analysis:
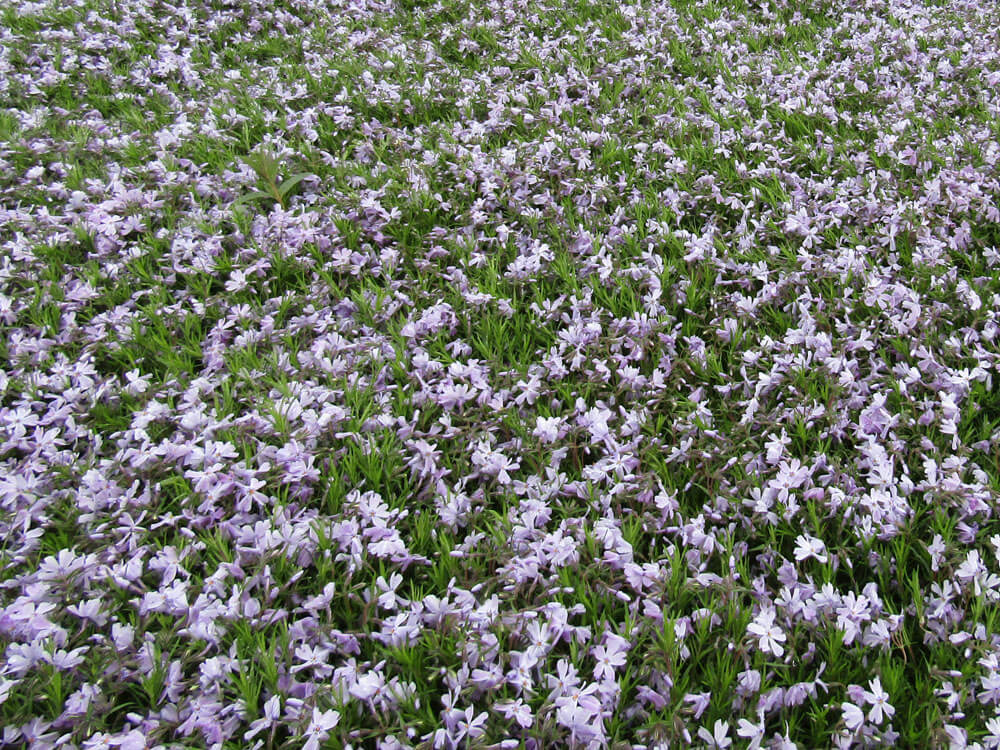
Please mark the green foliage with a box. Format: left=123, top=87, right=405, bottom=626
left=235, top=149, right=313, bottom=210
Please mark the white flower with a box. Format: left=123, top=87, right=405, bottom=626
left=303, top=708, right=340, bottom=750
left=747, top=607, right=786, bottom=657
left=983, top=716, right=1000, bottom=749
left=863, top=677, right=894, bottom=724
left=737, top=716, right=765, bottom=750
left=0, top=679, right=14, bottom=705
left=696, top=719, right=732, bottom=749
left=533, top=416, right=563, bottom=443
left=793, top=534, right=828, bottom=563
left=841, top=701, right=864, bottom=732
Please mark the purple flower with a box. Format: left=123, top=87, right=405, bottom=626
left=244, top=696, right=281, bottom=741
left=591, top=633, right=629, bottom=682
left=494, top=698, right=533, bottom=728
left=453, top=707, right=488, bottom=743
left=683, top=691, right=711, bottom=720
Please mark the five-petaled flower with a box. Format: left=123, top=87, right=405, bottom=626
left=747, top=607, right=787, bottom=657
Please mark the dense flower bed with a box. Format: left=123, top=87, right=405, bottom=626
left=2, top=0, right=1000, bottom=747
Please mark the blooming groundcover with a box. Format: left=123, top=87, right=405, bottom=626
left=2, top=0, right=1000, bottom=746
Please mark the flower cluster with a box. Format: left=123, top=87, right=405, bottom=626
left=2, top=0, right=1000, bottom=747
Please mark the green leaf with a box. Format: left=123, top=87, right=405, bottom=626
left=245, top=151, right=280, bottom=182
left=278, top=172, right=311, bottom=198
left=232, top=190, right=275, bottom=207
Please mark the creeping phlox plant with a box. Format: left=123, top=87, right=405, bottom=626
left=1, top=0, right=1000, bottom=747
